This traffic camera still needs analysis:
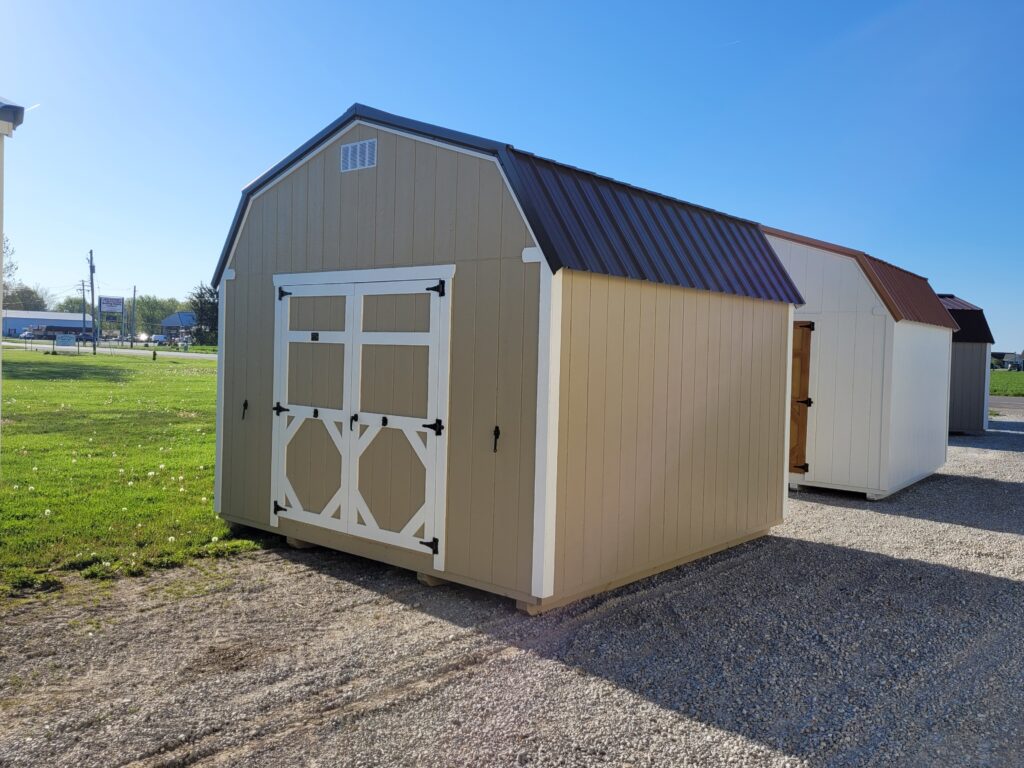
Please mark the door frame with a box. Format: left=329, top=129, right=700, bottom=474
left=789, top=320, right=814, bottom=475
left=269, top=264, right=455, bottom=570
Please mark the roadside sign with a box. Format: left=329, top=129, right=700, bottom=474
left=99, top=296, right=124, bottom=313
left=55, top=334, right=78, bottom=354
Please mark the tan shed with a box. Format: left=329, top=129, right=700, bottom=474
left=213, top=105, right=803, bottom=611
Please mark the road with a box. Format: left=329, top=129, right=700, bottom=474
left=991, top=395, right=1024, bottom=417
left=1, top=340, right=215, bottom=360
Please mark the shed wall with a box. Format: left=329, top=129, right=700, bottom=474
left=948, top=342, right=990, bottom=433
left=767, top=234, right=891, bottom=493
left=888, top=321, right=951, bottom=490
left=551, top=270, right=789, bottom=602
left=220, top=124, right=540, bottom=598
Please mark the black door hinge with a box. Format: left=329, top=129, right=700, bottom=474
left=310, top=332, right=319, bottom=341
left=241, top=399, right=248, bottom=419
left=796, top=398, right=814, bottom=407
left=422, top=418, right=444, bottom=436
left=426, top=279, right=446, bottom=297
left=278, top=286, right=292, bottom=300
left=273, top=500, right=286, bottom=514
left=794, top=463, right=809, bottom=473
left=419, top=537, right=439, bottom=554
left=493, top=425, right=501, bottom=453
left=313, top=408, right=319, bottom=418
left=806, top=322, right=815, bottom=331
left=273, top=402, right=290, bottom=415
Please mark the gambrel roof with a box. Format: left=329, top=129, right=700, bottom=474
left=938, top=295, right=994, bottom=344
left=214, top=104, right=803, bottom=306
left=762, top=226, right=958, bottom=331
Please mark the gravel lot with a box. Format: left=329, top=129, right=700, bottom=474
left=2, top=418, right=1023, bottom=767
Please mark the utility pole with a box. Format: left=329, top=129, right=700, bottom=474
left=130, top=285, right=137, bottom=348
left=87, top=250, right=97, bottom=354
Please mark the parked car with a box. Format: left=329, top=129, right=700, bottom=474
left=18, top=330, right=35, bottom=340
left=78, top=332, right=94, bottom=343
left=151, top=334, right=168, bottom=345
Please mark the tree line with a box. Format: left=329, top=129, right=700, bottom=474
left=2, top=237, right=219, bottom=343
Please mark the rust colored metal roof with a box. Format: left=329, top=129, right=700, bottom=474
left=761, top=226, right=958, bottom=331
left=938, top=295, right=995, bottom=344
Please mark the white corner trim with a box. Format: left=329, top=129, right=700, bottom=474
left=521, top=246, right=543, bottom=264
left=531, top=260, right=562, bottom=599
left=273, top=264, right=455, bottom=287
left=214, top=269, right=236, bottom=515
left=782, top=304, right=794, bottom=508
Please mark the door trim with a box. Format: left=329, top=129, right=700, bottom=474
left=273, top=264, right=456, bottom=288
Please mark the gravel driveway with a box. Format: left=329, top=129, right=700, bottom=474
left=2, top=419, right=1023, bottom=767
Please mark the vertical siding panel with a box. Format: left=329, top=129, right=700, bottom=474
left=322, top=145, right=342, bottom=270
left=831, top=311, right=856, bottom=486
left=663, top=289, right=684, bottom=558
left=689, top=292, right=710, bottom=548
left=759, top=303, right=774, bottom=528
left=433, top=148, right=457, bottom=263
left=468, top=259, right=500, bottom=581
left=701, top=297, right=721, bottom=548
left=850, top=312, right=874, bottom=488
left=306, top=154, right=325, bottom=272
left=649, top=286, right=670, bottom=564
left=582, top=276, right=608, bottom=586
left=633, top=287, right=656, bottom=566
left=555, top=277, right=573, bottom=592
left=617, top=280, right=641, bottom=576
left=492, top=259, right=525, bottom=588
left=516, top=264, right=540, bottom=593
left=868, top=317, right=887, bottom=489
left=601, top=277, right=625, bottom=581
left=445, top=262, right=477, bottom=577
left=454, top=156, right=480, bottom=263
left=339, top=151, right=359, bottom=267
left=392, top=137, right=416, bottom=265
left=738, top=300, right=755, bottom=533
left=355, top=136, right=377, bottom=268
left=562, top=273, right=591, bottom=593
left=291, top=166, right=308, bottom=271
left=412, top=143, right=436, bottom=266
left=678, top=290, right=699, bottom=553
left=477, top=163, right=502, bottom=259
left=716, top=297, right=735, bottom=543
left=373, top=131, right=396, bottom=266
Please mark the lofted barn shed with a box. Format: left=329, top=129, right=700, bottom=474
left=939, top=294, right=994, bottom=434
left=213, top=105, right=802, bottom=612
left=764, top=227, right=957, bottom=500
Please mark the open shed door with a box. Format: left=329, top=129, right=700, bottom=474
left=270, top=270, right=452, bottom=570
left=790, top=321, right=813, bottom=474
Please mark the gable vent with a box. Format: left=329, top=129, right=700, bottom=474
left=341, top=139, right=377, bottom=172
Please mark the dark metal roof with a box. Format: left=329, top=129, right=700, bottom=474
left=0, top=97, right=25, bottom=130
left=762, top=226, right=958, bottom=331
left=938, top=295, right=995, bottom=344
left=214, top=105, right=803, bottom=305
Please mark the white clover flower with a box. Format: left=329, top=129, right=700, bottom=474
left=119, top=469, right=125, bottom=474
left=32, top=467, right=38, bottom=472
left=179, top=487, right=185, bottom=492
left=159, top=464, right=165, bottom=469
left=147, top=471, right=155, bottom=477
left=13, top=485, right=18, bottom=490
left=44, top=509, right=51, bottom=516
left=201, top=497, right=207, bottom=503
left=199, top=465, right=205, bottom=470
left=127, top=481, right=134, bottom=486
left=28, top=486, right=35, bottom=491
left=211, top=536, right=219, bottom=543
left=121, top=507, right=128, bottom=512
left=71, top=458, right=77, bottom=464
left=167, top=536, right=175, bottom=542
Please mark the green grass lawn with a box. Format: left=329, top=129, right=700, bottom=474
left=990, top=370, right=1024, bottom=397
left=0, top=350, right=260, bottom=597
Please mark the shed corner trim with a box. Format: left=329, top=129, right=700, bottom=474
left=213, top=267, right=237, bottom=516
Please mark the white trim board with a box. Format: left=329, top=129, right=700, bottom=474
left=213, top=268, right=235, bottom=515
left=530, top=260, right=562, bottom=599
left=273, top=264, right=455, bottom=287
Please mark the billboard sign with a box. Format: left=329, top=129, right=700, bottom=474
left=99, top=296, right=124, bottom=314
left=55, top=333, right=77, bottom=348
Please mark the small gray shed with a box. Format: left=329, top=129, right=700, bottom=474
left=939, top=295, right=994, bottom=434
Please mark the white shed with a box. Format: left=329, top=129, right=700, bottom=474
left=764, top=227, right=958, bottom=499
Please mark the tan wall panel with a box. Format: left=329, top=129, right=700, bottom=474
left=221, top=126, right=538, bottom=596
left=949, top=342, right=988, bottom=433
left=552, top=271, right=789, bottom=601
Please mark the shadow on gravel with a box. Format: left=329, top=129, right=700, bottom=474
left=791, top=466, right=1024, bottom=535
left=275, top=535, right=1024, bottom=764
left=951, top=420, right=1024, bottom=451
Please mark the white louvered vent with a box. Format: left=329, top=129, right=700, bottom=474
left=341, top=139, right=377, bottom=172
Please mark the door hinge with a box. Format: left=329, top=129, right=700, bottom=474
left=278, top=286, right=292, bottom=300
left=273, top=402, right=291, bottom=415
left=422, top=418, right=444, bottom=436
left=426, top=279, right=446, bottom=297
left=492, top=425, right=501, bottom=453
left=241, top=399, right=248, bottom=419
left=803, top=321, right=815, bottom=331
left=796, top=397, right=814, bottom=407
left=794, top=463, right=809, bottom=473
left=419, top=537, right=439, bottom=554
left=310, top=332, right=319, bottom=342
left=273, top=500, right=286, bottom=514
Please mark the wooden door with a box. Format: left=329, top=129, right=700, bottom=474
left=790, top=321, right=814, bottom=473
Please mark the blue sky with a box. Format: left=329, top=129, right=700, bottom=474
left=4, top=0, right=1022, bottom=347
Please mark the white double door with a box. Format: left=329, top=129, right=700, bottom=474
left=269, top=269, right=452, bottom=570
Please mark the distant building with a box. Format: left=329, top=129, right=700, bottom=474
left=161, top=311, right=196, bottom=336
left=3, top=309, right=93, bottom=337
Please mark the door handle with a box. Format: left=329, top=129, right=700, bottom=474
left=796, top=398, right=813, bottom=407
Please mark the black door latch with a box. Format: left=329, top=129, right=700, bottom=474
left=422, top=418, right=444, bottom=436
left=241, top=399, right=248, bottom=419
left=350, top=413, right=359, bottom=431
left=273, top=402, right=290, bottom=415
left=796, top=398, right=814, bottom=407
left=794, top=463, right=809, bottom=472
left=493, top=425, right=501, bottom=452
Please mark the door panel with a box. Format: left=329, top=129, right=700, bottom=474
left=270, top=271, right=451, bottom=569
left=790, top=321, right=813, bottom=474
